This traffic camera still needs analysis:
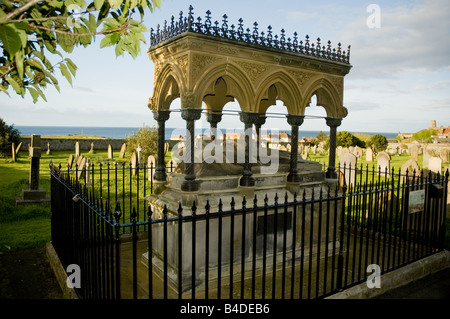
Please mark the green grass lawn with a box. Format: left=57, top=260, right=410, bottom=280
left=0, top=148, right=448, bottom=253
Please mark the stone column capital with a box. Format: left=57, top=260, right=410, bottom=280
left=181, top=108, right=202, bottom=121
left=152, top=110, right=171, bottom=122
left=326, top=117, right=343, bottom=128
left=255, top=115, right=267, bottom=126
left=286, top=115, right=305, bottom=126
left=206, top=111, right=223, bottom=124
left=239, top=112, right=261, bottom=124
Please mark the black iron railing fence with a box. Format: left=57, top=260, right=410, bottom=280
left=49, top=162, right=448, bottom=299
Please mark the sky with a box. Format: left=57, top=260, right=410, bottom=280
left=1, top=0, right=449, bottom=134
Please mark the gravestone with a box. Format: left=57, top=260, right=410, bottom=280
left=11, top=143, right=16, bottom=162
left=365, top=148, right=373, bottom=162
left=75, top=141, right=80, bottom=158
left=377, top=152, right=391, bottom=176
left=164, top=142, right=170, bottom=155
left=15, top=141, right=22, bottom=155
left=409, top=144, right=419, bottom=161
left=76, top=154, right=84, bottom=168
left=119, top=143, right=126, bottom=159
left=148, top=155, right=156, bottom=181
left=401, top=159, right=420, bottom=180
left=429, top=157, right=442, bottom=174
left=89, top=142, right=95, bottom=154
left=131, top=152, right=137, bottom=176
left=440, top=148, right=449, bottom=163
left=67, top=154, right=74, bottom=169
left=46, top=142, right=51, bottom=155
left=77, top=156, right=86, bottom=179
left=423, top=147, right=430, bottom=168
left=108, top=144, right=113, bottom=159
left=339, top=153, right=357, bottom=186
left=136, top=145, right=142, bottom=164
left=85, top=158, right=91, bottom=185
left=17, top=134, right=49, bottom=204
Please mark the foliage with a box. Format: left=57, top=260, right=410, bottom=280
left=0, top=117, right=21, bottom=157
left=412, top=129, right=437, bottom=143
left=325, top=131, right=365, bottom=149
left=125, top=125, right=157, bottom=161
left=0, top=0, right=161, bottom=102
left=316, top=131, right=327, bottom=142
left=367, top=134, right=388, bottom=153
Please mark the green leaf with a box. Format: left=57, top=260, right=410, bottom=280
left=94, top=0, right=105, bottom=10
left=56, top=33, right=75, bottom=53
left=27, top=87, right=40, bottom=103
left=4, top=75, right=23, bottom=95
left=65, top=58, right=77, bottom=76
left=108, top=0, right=123, bottom=10
left=14, top=50, right=24, bottom=80
left=59, top=63, right=73, bottom=86
left=0, top=25, right=23, bottom=57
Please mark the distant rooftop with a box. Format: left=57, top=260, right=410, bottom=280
left=149, top=5, right=351, bottom=65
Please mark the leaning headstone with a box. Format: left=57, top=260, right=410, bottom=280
left=77, top=156, right=86, bottom=179
left=409, top=144, right=419, bottom=161
left=67, top=154, right=74, bottom=169
left=147, top=155, right=156, bottom=181
left=17, top=134, right=49, bottom=203
left=108, top=144, right=113, bottom=159
left=11, top=143, right=16, bottom=162
left=428, top=157, right=443, bottom=174
left=15, top=141, right=22, bottom=155
left=365, top=147, right=374, bottom=162
left=119, top=143, right=126, bottom=159
left=131, top=152, right=137, bottom=176
left=401, top=159, right=420, bottom=180
left=377, top=151, right=391, bottom=176
left=339, top=153, right=357, bottom=186
left=76, top=154, right=84, bottom=169
left=75, top=141, right=80, bottom=158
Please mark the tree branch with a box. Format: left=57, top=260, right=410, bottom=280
left=0, top=0, right=47, bottom=25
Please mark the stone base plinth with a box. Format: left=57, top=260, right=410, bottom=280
left=16, top=189, right=50, bottom=205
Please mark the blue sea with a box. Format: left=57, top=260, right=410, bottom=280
left=15, top=126, right=398, bottom=140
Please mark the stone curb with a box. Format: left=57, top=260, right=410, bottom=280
left=326, top=250, right=450, bottom=299
left=46, top=242, right=78, bottom=299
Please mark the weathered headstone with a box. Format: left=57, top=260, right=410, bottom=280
left=119, top=143, right=126, bottom=159
left=76, top=154, right=84, bottom=168
left=365, top=147, right=374, bottom=162
left=377, top=151, right=391, bottom=176
left=67, top=154, right=74, bottom=169
left=15, top=141, right=22, bottom=155
left=147, top=155, right=156, bottom=181
left=401, top=159, right=420, bottom=180
left=108, top=144, right=113, bottom=159
left=440, top=148, right=449, bottom=163
left=423, top=146, right=430, bottom=168
left=11, top=142, right=16, bottom=162
left=17, top=134, right=49, bottom=203
left=136, top=145, right=142, bottom=164
left=89, top=142, right=95, bottom=154
left=46, top=142, right=51, bottom=155
left=131, top=152, right=137, bottom=176
left=339, top=153, right=357, bottom=186
left=409, top=144, right=419, bottom=161
left=77, top=156, right=86, bottom=179
left=75, top=141, right=80, bottom=158
left=428, top=157, right=443, bottom=174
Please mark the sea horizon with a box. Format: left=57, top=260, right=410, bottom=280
left=15, top=125, right=399, bottom=140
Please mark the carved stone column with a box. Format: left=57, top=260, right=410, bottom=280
left=254, top=115, right=266, bottom=160
left=239, top=112, right=260, bottom=187
left=181, top=108, right=202, bottom=192
left=326, top=117, right=342, bottom=179
left=206, top=111, right=223, bottom=140
left=152, top=110, right=171, bottom=182
left=286, top=115, right=305, bottom=183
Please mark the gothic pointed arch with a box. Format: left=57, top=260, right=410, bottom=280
left=149, top=63, right=184, bottom=111
left=302, top=77, right=347, bottom=118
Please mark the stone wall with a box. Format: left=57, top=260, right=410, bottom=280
left=19, top=137, right=126, bottom=151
